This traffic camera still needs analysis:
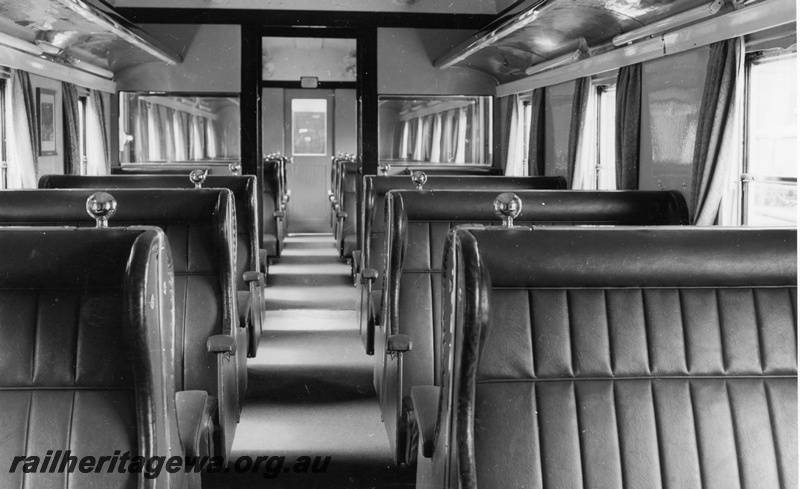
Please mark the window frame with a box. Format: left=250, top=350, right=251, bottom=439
left=740, top=49, right=797, bottom=226
left=0, top=79, right=6, bottom=189
left=594, top=83, right=617, bottom=190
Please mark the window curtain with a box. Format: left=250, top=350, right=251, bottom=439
left=86, top=90, right=109, bottom=175
left=206, top=118, right=218, bottom=159
left=134, top=99, right=149, bottom=162
left=566, top=77, right=592, bottom=188
left=158, top=106, right=174, bottom=162
left=504, top=94, right=526, bottom=176
left=172, top=111, right=188, bottom=161
left=527, top=88, right=546, bottom=176
left=454, top=108, right=468, bottom=164
left=615, top=64, right=643, bottom=190
left=412, top=117, right=425, bottom=161
left=61, top=82, right=81, bottom=175
left=190, top=115, right=204, bottom=160
left=430, top=114, right=442, bottom=162
left=6, top=70, right=37, bottom=188
left=690, top=38, right=743, bottom=225
left=573, top=86, right=598, bottom=189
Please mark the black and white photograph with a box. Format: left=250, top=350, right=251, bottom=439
left=0, top=0, right=795, bottom=488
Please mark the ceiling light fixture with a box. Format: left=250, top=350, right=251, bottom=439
left=612, top=0, right=725, bottom=46
left=66, top=56, right=114, bottom=79
left=525, top=38, right=590, bottom=75
left=0, top=31, right=44, bottom=56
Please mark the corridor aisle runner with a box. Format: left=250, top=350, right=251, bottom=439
left=205, top=235, right=413, bottom=488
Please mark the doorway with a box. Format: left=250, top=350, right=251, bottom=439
left=284, top=90, right=333, bottom=232
left=259, top=35, right=358, bottom=234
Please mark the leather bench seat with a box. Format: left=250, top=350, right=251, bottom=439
left=262, top=157, right=286, bottom=258
left=416, top=227, right=797, bottom=489
left=358, top=176, right=567, bottom=345
left=335, top=159, right=358, bottom=261
left=378, top=189, right=690, bottom=465
left=357, top=175, right=567, bottom=355
left=38, top=174, right=267, bottom=358
left=0, top=228, right=210, bottom=489
left=0, top=189, right=243, bottom=461
left=112, top=164, right=237, bottom=175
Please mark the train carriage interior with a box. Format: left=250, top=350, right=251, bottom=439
left=0, top=0, right=796, bottom=488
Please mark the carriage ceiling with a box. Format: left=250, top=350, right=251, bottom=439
left=437, top=0, right=738, bottom=83
left=0, top=0, right=781, bottom=82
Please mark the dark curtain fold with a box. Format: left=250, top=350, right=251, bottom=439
left=690, top=39, right=739, bottom=224
left=135, top=99, right=148, bottom=162
left=500, top=95, right=515, bottom=174
left=566, top=77, right=591, bottom=188
left=62, top=83, right=81, bottom=175
left=615, top=63, right=642, bottom=190
left=18, top=72, right=38, bottom=177
left=527, top=87, right=546, bottom=176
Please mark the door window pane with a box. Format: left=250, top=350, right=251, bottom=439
left=292, top=99, right=327, bottom=156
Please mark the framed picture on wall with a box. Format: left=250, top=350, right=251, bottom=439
left=37, top=88, right=57, bottom=156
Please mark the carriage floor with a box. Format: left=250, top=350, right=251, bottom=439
left=205, top=235, right=414, bottom=488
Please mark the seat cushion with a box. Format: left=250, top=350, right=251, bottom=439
left=343, top=234, right=357, bottom=259
left=263, top=233, right=278, bottom=257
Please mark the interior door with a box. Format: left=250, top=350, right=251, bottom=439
left=284, top=89, right=335, bottom=233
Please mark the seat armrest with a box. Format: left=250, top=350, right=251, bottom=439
left=237, top=291, right=251, bottom=330
left=410, top=386, right=441, bottom=459
left=208, top=335, right=236, bottom=355
left=243, top=272, right=265, bottom=358
left=176, top=390, right=217, bottom=459
left=361, top=268, right=378, bottom=284
left=243, top=271, right=265, bottom=286
left=259, top=249, right=269, bottom=275
left=387, top=334, right=412, bottom=353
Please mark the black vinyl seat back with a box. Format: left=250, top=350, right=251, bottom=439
left=358, top=176, right=567, bottom=352
left=39, top=174, right=261, bottom=291
left=338, top=159, right=359, bottom=258
left=112, top=163, right=237, bottom=175
left=261, top=158, right=285, bottom=257
left=377, top=189, right=689, bottom=464
left=0, top=228, right=187, bottom=489
left=360, top=175, right=567, bottom=271
left=435, top=227, right=797, bottom=489
left=0, top=189, right=241, bottom=460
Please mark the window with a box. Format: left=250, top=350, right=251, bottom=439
left=742, top=51, right=797, bottom=226
left=0, top=79, right=6, bottom=189
left=378, top=95, right=492, bottom=165
left=520, top=97, right=532, bottom=171
left=292, top=98, right=327, bottom=156
left=595, top=85, right=617, bottom=189
left=78, top=95, right=88, bottom=175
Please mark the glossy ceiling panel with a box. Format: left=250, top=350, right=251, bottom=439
left=0, top=0, right=184, bottom=72
left=446, top=0, right=713, bottom=83
left=109, top=0, right=498, bottom=14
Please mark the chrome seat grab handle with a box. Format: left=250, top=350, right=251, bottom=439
left=411, top=170, right=427, bottom=191
left=189, top=169, right=208, bottom=188
left=493, top=192, right=522, bottom=228
left=86, top=192, right=117, bottom=228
